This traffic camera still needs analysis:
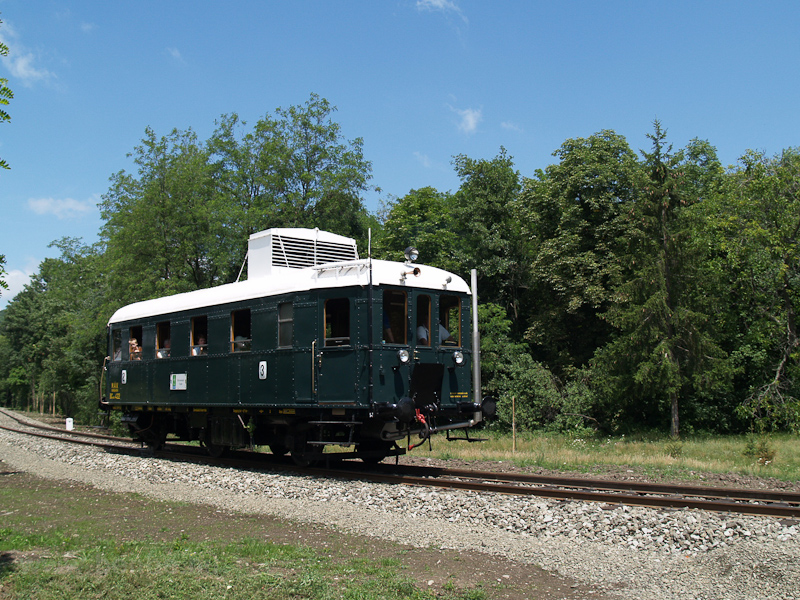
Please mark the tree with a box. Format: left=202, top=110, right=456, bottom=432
left=208, top=94, right=375, bottom=265
left=449, top=148, right=525, bottom=321
left=597, top=122, right=726, bottom=437
left=100, top=127, right=219, bottom=304
left=0, top=16, right=13, bottom=170
left=517, top=131, right=640, bottom=371
left=0, top=254, right=8, bottom=295
left=707, top=149, right=800, bottom=432
left=375, top=187, right=458, bottom=267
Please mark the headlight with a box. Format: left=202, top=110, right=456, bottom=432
left=404, top=246, right=419, bottom=262
left=452, top=351, right=465, bottom=366
left=397, top=349, right=410, bottom=364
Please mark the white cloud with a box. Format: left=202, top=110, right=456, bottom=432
left=81, top=23, right=96, bottom=34
left=0, top=21, right=56, bottom=87
left=1, top=266, right=36, bottom=307
left=501, top=121, right=523, bottom=133
left=448, top=105, right=482, bottom=134
left=416, top=0, right=468, bottom=24
left=27, top=196, right=97, bottom=220
left=414, top=151, right=432, bottom=168
left=167, top=47, right=185, bottom=64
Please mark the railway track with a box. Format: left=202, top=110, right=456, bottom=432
left=2, top=408, right=799, bottom=519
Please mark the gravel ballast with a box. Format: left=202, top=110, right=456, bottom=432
left=0, top=418, right=798, bottom=600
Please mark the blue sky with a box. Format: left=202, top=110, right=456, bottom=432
left=1, top=0, right=799, bottom=308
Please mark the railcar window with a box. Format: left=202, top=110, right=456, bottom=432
left=382, top=290, right=407, bottom=344
left=278, top=302, right=293, bottom=347
left=128, top=326, right=143, bottom=360
left=439, top=296, right=461, bottom=347
left=191, top=316, right=208, bottom=356
left=112, top=329, right=122, bottom=361
left=324, top=298, right=350, bottom=347
left=156, top=322, right=171, bottom=358
left=416, top=295, right=431, bottom=346
left=231, top=309, right=251, bottom=352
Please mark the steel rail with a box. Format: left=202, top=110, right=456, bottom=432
left=0, top=408, right=130, bottom=443
left=2, top=409, right=799, bottom=519
left=364, top=463, right=800, bottom=505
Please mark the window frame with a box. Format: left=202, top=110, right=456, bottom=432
left=230, top=309, right=252, bottom=353
left=156, top=321, right=171, bottom=358
left=382, top=290, right=408, bottom=345
left=191, top=316, right=208, bottom=356
left=324, top=297, right=351, bottom=347
left=278, top=302, right=293, bottom=348
left=438, top=295, right=461, bottom=347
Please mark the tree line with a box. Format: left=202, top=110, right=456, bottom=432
left=1, top=93, right=798, bottom=437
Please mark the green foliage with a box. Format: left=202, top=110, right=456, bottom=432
left=743, top=433, right=776, bottom=465
left=596, top=121, right=729, bottom=437
left=375, top=186, right=459, bottom=269
left=0, top=17, right=13, bottom=170
left=0, top=254, right=8, bottom=294
left=5, top=97, right=800, bottom=436
left=518, top=130, right=640, bottom=370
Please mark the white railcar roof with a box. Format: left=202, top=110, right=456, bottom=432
left=108, top=259, right=470, bottom=325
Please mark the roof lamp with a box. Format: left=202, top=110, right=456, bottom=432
left=404, top=247, right=419, bottom=263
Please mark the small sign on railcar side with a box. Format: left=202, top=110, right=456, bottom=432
left=170, top=373, right=187, bottom=391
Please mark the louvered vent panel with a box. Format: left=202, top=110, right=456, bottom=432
left=272, top=235, right=358, bottom=268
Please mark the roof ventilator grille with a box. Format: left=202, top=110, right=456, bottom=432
left=272, top=234, right=358, bottom=269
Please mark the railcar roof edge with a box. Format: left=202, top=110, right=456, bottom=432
left=107, top=259, right=470, bottom=325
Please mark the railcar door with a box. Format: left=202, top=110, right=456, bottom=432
left=315, top=293, right=361, bottom=404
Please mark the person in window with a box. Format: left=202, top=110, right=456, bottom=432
left=416, top=320, right=430, bottom=346
left=129, top=338, right=142, bottom=360
left=439, top=322, right=454, bottom=345
left=192, top=336, right=207, bottom=356
left=157, top=339, right=171, bottom=359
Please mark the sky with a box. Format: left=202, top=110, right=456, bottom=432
left=1, top=0, right=799, bottom=309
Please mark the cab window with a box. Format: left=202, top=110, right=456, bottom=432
left=439, top=296, right=461, bottom=346
left=382, top=290, right=407, bottom=344
left=324, top=298, right=350, bottom=346
left=416, top=295, right=431, bottom=346
left=231, top=309, right=251, bottom=352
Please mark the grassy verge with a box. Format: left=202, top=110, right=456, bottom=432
left=416, top=430, right=800, bottom=482
left=0, top=478, right=488, bottom=600
left=1, top=530, right=469, bottom=600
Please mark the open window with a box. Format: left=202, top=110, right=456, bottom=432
left=156, top=321, right=171, bottom=358
left=324, top=298, right=350, bottom=347
left=439, top=296, right=461, bottom=347
left=416, top=295, right=431, bottom=346
left=191, top=316, right=208, bottom=356
left=382, top=290, right=407, bottom=344
left=278, top=302, right=293, bottom=348
left=128, top=325, right=143, bottom=360
left=231, top=309, right=251, bottom=352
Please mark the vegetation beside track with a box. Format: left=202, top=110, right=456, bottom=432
left=0, top=471, right=491, bottom=600
left=407, top=430, right=800, bottom=484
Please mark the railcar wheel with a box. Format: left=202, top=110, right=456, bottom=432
left=290, top=449, right=320, bottom=467
left=269, top=444, right=289, bottom=456
left=203, top=440, right=228, bottom=458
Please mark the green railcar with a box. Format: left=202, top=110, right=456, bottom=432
left=102, top=228, right=493, bottom=464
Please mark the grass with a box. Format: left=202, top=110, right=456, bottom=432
left=413, top=430, right=800, bottom=483
left=0, top=528, right=484, bottom=600
left=0, top=471, right=490, bottom=600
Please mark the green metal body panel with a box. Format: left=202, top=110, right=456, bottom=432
left=105, top=286, right=472, bottom=415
